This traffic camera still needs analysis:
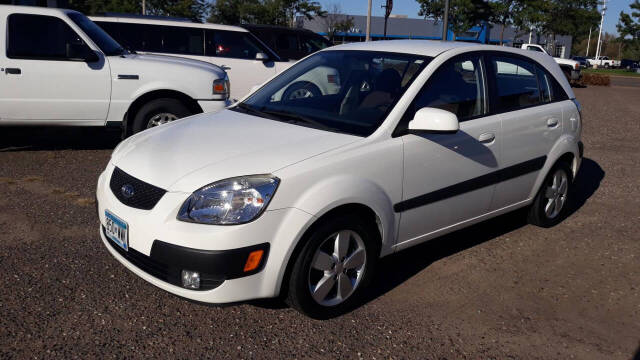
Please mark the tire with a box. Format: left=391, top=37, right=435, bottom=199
left=527, top=161, right=573, bottom=228
left=605, top=63, right=610, bottom=69
left=282, top=81, right=321, bottom=101
left=285, top=213, right=379, bottom=319
left=131, top=98, right=192, bottom=134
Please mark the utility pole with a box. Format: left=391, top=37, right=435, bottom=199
left=442, top=0, right=450, bottom=41
left=594, top=0, right=607, bottom=67
left=366, top=0, right=372, bottom=41
left=382, top=0, right=393, bottom=40
left=586, top=27, right=592, bottom=57
left=142, top=0, right=146, bottom=15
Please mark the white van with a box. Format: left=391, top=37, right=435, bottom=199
left=91, top=15, right=294, bottom=101
left=0, top=6, right=230, bottom=135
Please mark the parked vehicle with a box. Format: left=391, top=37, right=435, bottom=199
left=571, top=56, right=588, bottom=67
left=97, top=40, right=583, bottom=319
left=91, top=15, right=293, bottom=101
left=586, top=56, right=620, bottom=68
left=242, top=24, right=333, bottom=61
left=521, top=44, right=582, bottom=82
left=620, top=59, right=639, bottom=70
left=0, top=6, right=229, bottom=135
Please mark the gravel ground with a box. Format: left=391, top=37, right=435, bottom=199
left=0, top=82, right=639, bottom=359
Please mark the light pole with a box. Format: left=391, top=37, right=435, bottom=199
left=586, top=27, right=592, bottom=57
left=366, top=0, right=372, bottom=41
left=442, top=0, right=450, bottom=41
left=142, top=0, right=146, bottom=15
left=594, top=0, right=606, bottom=67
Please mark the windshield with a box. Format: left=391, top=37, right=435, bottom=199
left=235, top=50, right=430, bottom=137
left=68, top=13, right=125, bottom=56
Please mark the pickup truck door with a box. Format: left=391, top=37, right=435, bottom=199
left=0, top=13, right=110, bottom=122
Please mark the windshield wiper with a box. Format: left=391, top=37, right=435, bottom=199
left=259, top=108, right=339, bottom=132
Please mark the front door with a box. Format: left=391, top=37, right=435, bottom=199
left=396, top=53, right=502, bottom=249
left=0, top=13, right=110, bottom=122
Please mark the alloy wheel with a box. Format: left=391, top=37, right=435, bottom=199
left=544, top=169, right=569, bottom=219
left=147, top=112, right=178, bottom=128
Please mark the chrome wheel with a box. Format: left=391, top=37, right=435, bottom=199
left=308, top=230, right=367, bottom=307
left=288, top=88, right=314, bottom=99
left=147, top=112, right=178, bottom=128
left=544, top=169, right=569, bottom=219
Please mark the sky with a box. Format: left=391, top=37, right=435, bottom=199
left=317, top=0, right=635, bottom=36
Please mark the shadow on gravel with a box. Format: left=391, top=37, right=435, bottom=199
left=0, top=126, right=121, bottom=152
left=358, top=157, right=605, bottom=310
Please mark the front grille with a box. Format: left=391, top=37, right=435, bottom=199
left=109, top=167, right=166, bottom=210
left=103, top=226, right=224, bottom=291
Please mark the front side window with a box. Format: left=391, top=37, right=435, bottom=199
left=300, top=35, right=331, bottom=55
left=234, top=50, right=430, bottom=137
left=68, top=13, right=124, bottom=56
left=7, top=14, right=85, bottom=59
left=491, top=56, right=541, bottom=112
left=410, top=55, right=486, bottom=121
left=206, top=30, right=264, bottom=59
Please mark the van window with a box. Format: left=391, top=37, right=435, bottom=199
left=162, top=26, right=204, bottom=55
left=7, top=13, right=84, bottom=60
left=206, top=30, right=264, bottom=59
left=116, top=23, right=162, bottom=52
left=276, top=33, right=298, bottom=51
left=491, top=56, right=541, bottom=112
left=410, top=55, right=486, bottom=121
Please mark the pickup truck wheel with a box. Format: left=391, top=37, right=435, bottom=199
left=604, top=63, right=610, bottom=69
left=132, top=98, right=191, bottom=134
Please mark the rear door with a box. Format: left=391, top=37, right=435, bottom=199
left=0, top=13, right=110, bottom=122
left=396, top=53, right=502, bottom=248
left=487, top=54, right=564, bottom=210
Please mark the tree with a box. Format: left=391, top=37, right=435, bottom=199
left=417, top=0, right=492, bottom=40
left=488, top=0, right=516, bottom=45
left=208, top=0, right=325, bottom=26
left=208, top=0, right=261, bottom=24
left=65, top=0, right=208, bottom=21
left=617, top=0, right=640, bottom=40
left=322, top=4, right=355, bottom=43
left=543, top=0, right=600, bottom=49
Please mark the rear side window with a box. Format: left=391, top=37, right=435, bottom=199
left=276, top=33, right=298, bottom=51
left=536, top=66, right=552, bottom=103
left=7, top=14, right=84, bottom=60
left=206, top=30, right=263, bottom=59
left=162, top=26, right=203, bottom=55
left=116, top=23, right=162, bottom=52
left=491, top=56, right=541, bottom=112
left=410, top=54, right=486, bottom=121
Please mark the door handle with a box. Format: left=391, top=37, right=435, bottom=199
left=546, top=118, right=559, bottom=127
left=478, top=132, right=495, bottom=143
left=5, top=68, right=21, bottom=75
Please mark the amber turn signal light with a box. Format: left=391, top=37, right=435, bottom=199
left=243, top=250, right=264, bottom=272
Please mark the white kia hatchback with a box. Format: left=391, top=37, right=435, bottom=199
left=96, top=40, right=583, bottom=319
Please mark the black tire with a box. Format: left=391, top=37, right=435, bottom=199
left=527, top=161, right=573, bottom=228
left=131, top=98, right=192, bottom=134
left=605, top=63, right=610, bottom=69
left=282, top=81, right=321, bottom=101
left=285, top=213, right=379, bottom=319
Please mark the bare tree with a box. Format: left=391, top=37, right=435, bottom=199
left=322, top=4, right=355, bottom=43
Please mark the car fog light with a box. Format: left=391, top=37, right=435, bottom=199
left=181, top=270, right=200, bottom=289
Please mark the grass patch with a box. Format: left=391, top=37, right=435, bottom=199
left=583, top=68, right=640, bottom=77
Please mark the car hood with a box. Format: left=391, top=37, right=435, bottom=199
left=110, top=110, right=360, bottom=192
left=109, top=53, right=226, bottom=78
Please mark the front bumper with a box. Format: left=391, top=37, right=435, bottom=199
left=96, top=164, right=314, bottom=303
left=197, top=99, right=230, bottom=114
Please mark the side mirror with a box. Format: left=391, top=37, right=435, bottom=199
left=255, top=52, right=269, bottom=61
left=67, top=43, right=99, bottom=62
left=408, top=107, right=459, bottom=134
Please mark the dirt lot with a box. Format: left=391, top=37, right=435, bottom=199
left=1, top=82, right=639, bottom=359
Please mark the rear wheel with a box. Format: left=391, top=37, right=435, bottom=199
left=285, top=214, right=379, bottom=319
left=527, top=162, right=572, bottom=228
left=131, top=98, right=192, bottom=134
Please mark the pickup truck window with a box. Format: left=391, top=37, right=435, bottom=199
left=7, top=13, right=85, bottom=60
left=526, top=46, right=544, bottom=53
left=68, top=13, right=124, bottom=56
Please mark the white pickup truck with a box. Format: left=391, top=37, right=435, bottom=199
left=0, top=5, right=230, bottom=136
left=587, top=56, right=620, bottom=68
left=521, top=43, right=582, bottom=82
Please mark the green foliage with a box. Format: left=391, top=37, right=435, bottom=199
left=417, top=0, right=492, bottom=37
left=65, top=0, right=208, bottom=21
left=209, top=0, right=326, bottom=26
left=617, top=0, right=640, bottom=40
left=488, top=0, right=516, bottom=44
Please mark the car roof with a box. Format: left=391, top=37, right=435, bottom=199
left=89, top=15, right=249, bottom=33
left=0, top=4, right=81, bottom=17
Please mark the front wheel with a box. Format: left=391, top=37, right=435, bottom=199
left=131, top=98, right=192, bottom=134
left=282, top=81, right=321, bottom=101
left=285, top=214, right=379, bottom=319
left=527, top=162, right=573, bottom=228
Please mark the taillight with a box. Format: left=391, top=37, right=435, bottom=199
left=574, top=63, right=580, bottom=70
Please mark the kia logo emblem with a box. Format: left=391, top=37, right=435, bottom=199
left=121, top=184, right=135, bottom=199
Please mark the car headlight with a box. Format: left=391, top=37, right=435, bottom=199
left=177, top=175, right=279, bottom=225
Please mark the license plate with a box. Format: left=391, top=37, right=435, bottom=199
left=105, top=210, right=128, bottom=251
